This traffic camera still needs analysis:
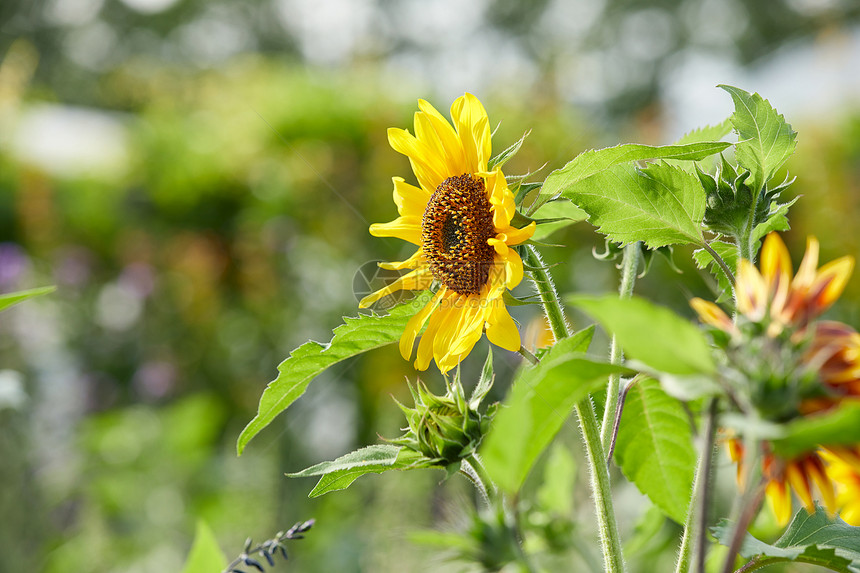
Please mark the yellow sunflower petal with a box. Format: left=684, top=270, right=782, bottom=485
left=358, top=268, right=433, bottom=308
left=378, top=249, right=425, bottom=271
left=399, top=288, right=446, bottom=360
left=806, top=456, right=837, bottom=516
left=786, top=462, right=815, bottom=512
left=794, top=235, right=821, bottom=289
left=502, top=248, right=524, bottom=290
left=690, top=298, right=735, bottom=333
left=415, top=295, right=455, bottom=370
left=766, top=479, right=792, bottom=526
left=736, top=259, right=768, bottom=321
left=810, top=256, right=854, bottom=311
left=387, top=127, right=447, bottom=192
left=486, top=302, right=521, bottom=351
left=761, top=233, right=793, bottom=309
left=416, top=100, right=468, bottom=175
left=369, top=216, right=422, bottom=245
left=392, top=176, right=430, bottom=217
left=497, top=222, right=536, bottom=246
left=450, top=93, right=491, bottom=172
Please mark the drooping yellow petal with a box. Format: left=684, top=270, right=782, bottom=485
left=502, top=248, right=524, bottom=290
left=806, top=456, right=837, bottom=516
left=486, top=302, right=521, bottom=351
left=399, top=287, right=446, bottom=360
left=786, top=462, right=815, bottom=512
left=369, top=216, right=422, bottom=245
left=358, top=268, right=433, bottom=308
left=415, top=295, right=456, bottom=370
left=392, top=176, right=430, bottom=217
left=766, top=479, right=792, bottom=526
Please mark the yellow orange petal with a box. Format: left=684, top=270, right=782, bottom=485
left=786, top=462, right=815, bottom=512
left=794, top=236, right=821, bottom=289
left=810, top=256, right=854, bottom=311
left=761, top=233, right=793, bottom=311
left=415, top=294, right=455, bottom=370
left=690, top=298, right=735, bottom=333
left=806, top=456, right=837, bottom=516
left=766, top=479, right=792, bottom=526
left=736, top=260, right=768, bottom=321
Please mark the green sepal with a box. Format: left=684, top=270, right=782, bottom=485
left=488, top=130, right=529, bottom=171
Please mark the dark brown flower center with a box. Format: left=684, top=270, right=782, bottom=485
left=421, top=174, right=495, bottom=295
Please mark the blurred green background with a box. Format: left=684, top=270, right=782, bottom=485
left=1, top=0, right=859, bottom=571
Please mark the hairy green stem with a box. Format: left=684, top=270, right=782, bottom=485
left=674, top=399, right=718, bottom=573
left=463, top=453, right=496, bottom=506
left=525, top=245, right=626, bottom=573
left=600, top=241, right=641, bottom=453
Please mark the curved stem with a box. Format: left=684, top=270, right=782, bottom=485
left=675, top=399, right=718, bottom=573
left=524, top=245, right=627, bottom=573
left=600, top=242, right=641, bottom=453
left=701, top=241, right=736, bottom=286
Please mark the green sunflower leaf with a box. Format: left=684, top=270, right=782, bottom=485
left=530, top=200, right=587, bottom=240
left=532, top=140, right=730, bottom=215
left=667, top=118, right=733, bottom=173
left=180, top=520, right=227, bottom=573
left=287, top=445, right=425, bottom=498
left=712, top=506, right=860, bottom=573
left=557, top=162, right=708, bottom=249
left=237, top=294, right=429, bottom=455
left=481, top=326, right=634, bottom=493
left=770, top=402, right=860, bottom=459
left=614, top=378, right=696, bottom=524
left=719, top=85, right=797, bottom=195
left=0, top=286, right=56, bottom=313
left=568, top=294, right=715, bottom=375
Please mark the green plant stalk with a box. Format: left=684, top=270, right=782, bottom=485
left=600, top=241, right=641, bottom=452
left=674, top=398, right=718, bottom=573
left=463, top=453, right=497, bottom=506
left=525, top=245, right=627, bottom=573
left=720, top=436, right=766, bottom=573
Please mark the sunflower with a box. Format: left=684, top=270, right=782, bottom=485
left=359, top=94, right=535, bottom=374
left=691, top=232, right=856, bottom=525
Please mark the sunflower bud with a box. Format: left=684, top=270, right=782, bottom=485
left=389, top=378, right=494, bottom=467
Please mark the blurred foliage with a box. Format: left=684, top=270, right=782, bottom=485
left=0, top=1, right=859, bottom=571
